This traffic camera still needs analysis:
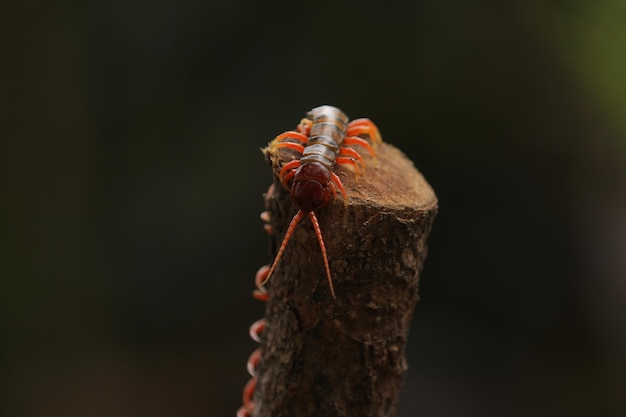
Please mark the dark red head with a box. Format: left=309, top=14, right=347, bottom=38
left=291, top=162, right=332, bottom=212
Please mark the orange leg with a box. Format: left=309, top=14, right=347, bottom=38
left=336, top=156, right=363, bottom=175
left=252, top=287, right=269, bottom=302
left=242, top=378, right=257, bottom=414
left=237, top=405, right=251, bottom=417
left=254, top=264, right=270, bottom=285
left=253, top=265, right=270, bottom=301
left=347, top=118, right=382, bottom=143
left=331, top=172, right=348, bottom=201
left=272, top=141, right=305, bottom=154
left=347, top=118, right=374, bottom=127
left=282, top=166, right=297, bottom=187
left=249, top=318, right=266, bottom=343
left=343, top=136, right=376, bottom=158
left=271, top=130, right=308, bottom=145
left=339, top=146, right=365, bottom=171
left=279, top=159, right=301, bottom=187
left=260, top=211, right=273, bottom=235
left=247, top=348, right=261, bottom=377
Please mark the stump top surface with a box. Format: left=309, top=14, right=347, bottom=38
left=342, top=142, right=437, bottom=211
left=266, top=142, right=437, bottom=213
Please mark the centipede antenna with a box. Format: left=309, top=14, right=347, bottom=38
left=308, top=211, right=336, bottom=299
left=261, top=209, right=306, bottom=288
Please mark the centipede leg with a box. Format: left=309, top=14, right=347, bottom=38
left=297, top=118, right=313, bottom=136
left=271, top=141, right=305, bottom=154
left=336, top=156, right=363, bottom=175
left=338, top=146, right=365, bottom=171
left=347, top=118, right=382, bottom=144
left=279, top=159, right=301, bottom=188
left=242, top=377, right=257, bottom=414
left=330, top=172, right=348, bottom=201
left=261, top=185, right=275, bottom=236
left=236, top=406, right=251, bottom=417
left=260, top=211, right=273, bottom=236
left=247, top=348, right=262, bottom=377
left=282, top=168, right=297, bottom=187
left=249, top=318, right=266, bottom=343
left=270, top=130, right=309, bottom=145
left=343, top=136, right=376, bottom=158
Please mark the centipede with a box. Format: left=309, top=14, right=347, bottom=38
left=259, top=105, right=382, bottom=299
left=237, top=107, right=381, bottom=416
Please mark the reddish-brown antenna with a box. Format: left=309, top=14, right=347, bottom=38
left=260, top=209, right=336, bottom=299
left=307, top=211, right=335, bottom=298
left=260, top=209, right=305, bottom=288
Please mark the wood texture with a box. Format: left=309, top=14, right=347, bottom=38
left=256, top=142, right=437, bottom=417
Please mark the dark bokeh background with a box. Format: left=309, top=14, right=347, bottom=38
left=4, top=1, right=626, bottom=416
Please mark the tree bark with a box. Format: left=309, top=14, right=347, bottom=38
left=256, top=142, right=438, bottom=417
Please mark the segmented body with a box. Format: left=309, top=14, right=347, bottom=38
left=238, top=109, right=381, bottom=415
left=297, top=106, right=351, bottom=171
left=261, top=105, right=382, bottom=298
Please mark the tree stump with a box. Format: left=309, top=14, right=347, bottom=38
left=256, top=142, right=438, bottom=417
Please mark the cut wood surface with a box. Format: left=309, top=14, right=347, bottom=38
left=256, top=142, right=438, bottom=417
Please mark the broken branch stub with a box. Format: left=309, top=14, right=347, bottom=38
left=256, top=142, right=437, bottom=417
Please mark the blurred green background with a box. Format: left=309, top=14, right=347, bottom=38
left=3, top=1, right=626, bottom=416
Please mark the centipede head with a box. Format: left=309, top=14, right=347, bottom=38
left=291, top=162, right=333, bottom=212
